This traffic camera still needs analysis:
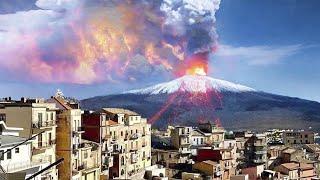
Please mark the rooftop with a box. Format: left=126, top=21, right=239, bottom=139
left=0, top=135, right=26, bottom=147
left=102, top=108, right=138, bottom=115
left=280, top=162, right=313, bottom=171
left=201, top=160, right=218, bottom=166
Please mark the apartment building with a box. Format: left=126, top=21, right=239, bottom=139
left=48, top=95, right=101, bottom=180
left=283, top=131, right=315, bottom=145
left=82, top=108, right=152, bottom=179
left=196, top=148, right=237, bottom=179
left=235, top=131, right=267, bottom=167
left=198, top=122, right=225, bottom=149
left=0, top=98, right=58, bottom=179
left=151, top=149, right=192, bottom=168
left=171, top=126, right=192, bottom=155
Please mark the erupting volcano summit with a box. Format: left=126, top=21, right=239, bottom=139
left=126, top=75, right=256, bottom=94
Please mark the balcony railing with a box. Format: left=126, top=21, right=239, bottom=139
left=130, top=133, right=139, bottom=140
left=78, top=143, right=85, bottom=149
left=253, top=159, right=266, bottom=164
left=35, top=140, right=56, bottom=149
left=254, top=142, right=266, bottom=147
left=32, top=120, right=56, bottom=128
left=255, top=150, right=267, bottom=154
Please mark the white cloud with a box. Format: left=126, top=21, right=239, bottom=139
left=215, top=44, right=303, bottom=65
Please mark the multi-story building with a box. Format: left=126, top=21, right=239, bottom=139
left=198, top=122, right=225, bottom=149
left=0, top=98, right=58, bottom=179
left=151, top=149, right=192, bottom=168
left=235, top=131, right=267, bottom=167
left=235, top=137, right=246, bottom=169
left=283, top=131, right=315, bottom=145
left=196, top=148, right=236, bottom=179
left=171, top=126, right=192, bottom=155
left=82, top=108, right=152, bottom=179
left=48, top=95, right=101, bottom=180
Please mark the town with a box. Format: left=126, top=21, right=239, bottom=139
left=0, top=93, right=319, bottom=180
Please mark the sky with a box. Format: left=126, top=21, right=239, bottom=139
left=0, top=0, right=319, bottom=102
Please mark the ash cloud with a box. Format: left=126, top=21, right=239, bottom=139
left=0, top=0, right=221, bottom=84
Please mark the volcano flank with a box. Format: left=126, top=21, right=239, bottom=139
left=81, top=75, right=320, bottom=131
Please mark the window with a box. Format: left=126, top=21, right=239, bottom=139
left=7, top=150, right=11, bottom=159
left=121, top=156, right=125, bottom=165
left=38, top=113, right=43, bottom=126
left=305, top=134, right=308, bottom=138
left=51, top=113, right=54, bottom=121
left=15, top=148, right=19, bottom=153
left=121, top=169, right=125, bottom=175
left=121, top=131, right=123, bottom=136
left=0, top=150, right=4, bottom=160
left=0, top=114, right=6, bottom=122
left=84, top=151, right=88, bottom=159
left=136, top=129, right=138, bottom=133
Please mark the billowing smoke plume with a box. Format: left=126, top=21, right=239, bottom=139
left=0, top=0, right=221, bottom=84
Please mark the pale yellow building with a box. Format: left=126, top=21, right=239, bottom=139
left=84, top=108, right=152, bottom=179
left=48, top=95, right=101, bottom=180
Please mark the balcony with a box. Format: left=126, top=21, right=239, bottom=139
left=215, top=171, right=222, bottom=177
left=34, top=140, right=56, bottom=150
left=255, top=150, right=267, bottom=154
left=32, top=120, right=56, bottom=129
left=110, top=136, right=118, bottom=143
left=253, top=159, right=266, bottom=164
left=78, top=143, right=85, bottom=149
left=254, top=142, right=266, bottom=147
left=73, top=127, right=85, bottom=135
left=130, top=133, right=139, bottom=140
left=77, top=127, right=85, bottom=132
left=179, top=148, right=191, bottom=154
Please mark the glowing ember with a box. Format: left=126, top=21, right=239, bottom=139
left=186, top=67, right=207, bottom=76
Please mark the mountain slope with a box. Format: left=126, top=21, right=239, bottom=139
left=81, top=75, right=320, bottom=131
left=125, top=75, right=256, bottom=94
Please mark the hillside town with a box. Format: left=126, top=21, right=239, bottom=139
left=0, top=93, right=320, bottom=180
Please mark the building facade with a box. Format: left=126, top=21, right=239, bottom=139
left=283, top=131, right=315, bottom=145
left=82, top=108, right=152, bottom=179
left=0, top=98, right=58, bottom=179
left=48, top=95, right=101, bottom=180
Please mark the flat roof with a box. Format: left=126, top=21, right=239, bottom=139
left=102, top=108, right=138, bottom=115
left=0, top=135, right=26, bottom=147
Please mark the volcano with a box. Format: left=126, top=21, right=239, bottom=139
left=81, top=75, right=320, bottom=131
